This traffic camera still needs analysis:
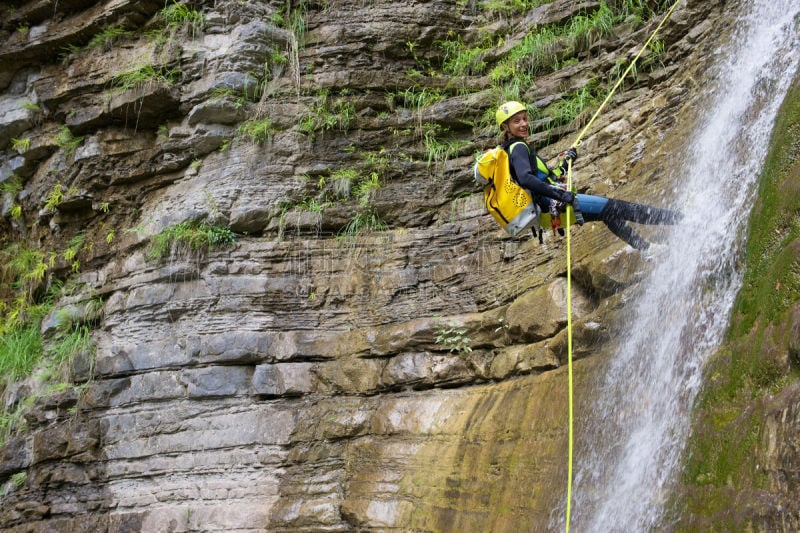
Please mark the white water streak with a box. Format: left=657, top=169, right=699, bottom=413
left=558, top=1, right=800, bottom=530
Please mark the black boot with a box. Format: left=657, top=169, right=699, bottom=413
left=605, top=218, right=650, bottom=250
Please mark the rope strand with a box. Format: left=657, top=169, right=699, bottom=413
left=562, top=1, right=682, bottom=531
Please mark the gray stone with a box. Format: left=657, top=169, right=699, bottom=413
left=0, top=95, right=34, bottom=148
left=199, top=332, right=274, bottom=364
left=252, top=363, right=315, bottom=396
left=230, top=205, right=272, bottom=234
left=187, top=99, right=246, bottom=126
left=181, top=366, right=251, bottom=398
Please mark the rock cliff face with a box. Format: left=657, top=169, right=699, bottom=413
left=0, top=0, right=794, bottom=531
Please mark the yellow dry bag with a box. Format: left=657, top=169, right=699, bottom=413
left=474, top=146, right=540, bottom=237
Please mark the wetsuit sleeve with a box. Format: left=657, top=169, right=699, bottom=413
left=508, top=143, right=572, bottom=203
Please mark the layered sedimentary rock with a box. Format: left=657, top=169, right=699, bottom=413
left=4, top=0, right=794, bottom=531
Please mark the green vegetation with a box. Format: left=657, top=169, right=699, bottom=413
left=237, top=117, right=276, bottom=144
left=438, top=32, right=491, bottom=77
left=352, top=172, right=381, bottom=209
left=60, top=25, right=130, bottom=63
left=20, top=101, right=40, bottom=112
left=567, top=2, right=615, bottom=51
left=43, top=182, right=78, bottom=213
left=479, top=0, right=549, bottom=15
left=0, top=295, right=98, bottom=447
left=0, top=244, right=53, bottom=305
left=264, top=45, right=289, bottom=85
left=10, top=471, right=26, bottom=488
left=422, top=123, right=470, bottom=170
left=282, top=160, right=391, bottom=240
left=266, top=1, right=306, bottom=92
left=299, top=90, right=356, bottom=137
left=543, top=82, right=603, bottom=129
left=458, top=0, right=674, bottom=135
left=643, top=39, right=666, bottom=71
left=492, top=26, right=560, bottom=82
left=54, top=126, right=84, bottom=157
left=338, top=166, right=387, bottom=238
left=50, top=324, right=94, bottom=372
left=340, top=208, right=387, bottom=239
left=86, top=26, right=129, bottom=51
left=329, top=167, right=358, bottom=199
left=0, top=241, right=102, bottom=400
left=146, top=221, right=237, bottom=261
left=10, top=138, right=29, bottom=153
left=62, top=233, right=93, bottom=273
left=730, top=80, right=800, bottom=339
left=400, top=86, right=444, bottom=127
left=435, top=323, right=473, bottom=356
left=0, top=314, right=46, bottom=381
left=1, top=177, right=23, bottom=196
left=109, top=63, right=180, bottom=94
left=161, top=1, right=205, bottom=39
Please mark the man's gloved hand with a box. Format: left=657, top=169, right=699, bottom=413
left=549, top=188, right=585, bottom=226
left=558, top=147, right=578, bottom=175
left=550, top=186, right=576, bottom=205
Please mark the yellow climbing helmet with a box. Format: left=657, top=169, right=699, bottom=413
left=495, top=101, right=527, bottom=127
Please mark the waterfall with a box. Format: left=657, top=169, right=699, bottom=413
left=556, top=0, right=800, bottom=530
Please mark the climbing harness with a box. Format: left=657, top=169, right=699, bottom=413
left=562, top=1, right=682, bottom=531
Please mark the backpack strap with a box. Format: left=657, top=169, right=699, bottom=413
left=502, top=139, right=559, bottom=185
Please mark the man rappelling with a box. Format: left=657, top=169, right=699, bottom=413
left=477, top=101, right=682, bottom=250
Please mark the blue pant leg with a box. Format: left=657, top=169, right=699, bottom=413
left=575, top=193, right=608, bottom=222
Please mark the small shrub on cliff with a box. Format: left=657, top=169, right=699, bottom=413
left=0, top=244, right=54, bottom=302
left=435, top=323, right=473, bottom=356
left=49, top=324, right=94, bottom=373
left=1, top=176, right=23, bottom=196
left=161, top=1, right=205, bottom=39
left=422, top=123, right=471, bottom=171
left=20, top=101, right=40, bottom=112
left=0, top=403, right=30, bottom=448
left=86, top=26, right=130, bottom=52
left=109, top=64, right=180, bottom=95
left=10, top=471, right=26, bottom=488
left=54, top=126, right=84, bottom=157
left=299, top=90, right=356, bottom=137
left=544, top=82, right=603, bottom=129
left=339, top=208, right=387, bottom=241
left=237, top=117, right=276, bottom=144
left=568, top=2, right=615, bottom=51
left=146, top=221, right=236, bottom=261
left=44, top=181, right=78, bottom=213
left=0, top=319, right=45, bottom=381
left=11, top=138, right=30, bottom=153
left=480, top=0, right=548, bottom=15
left=437, top=32, right=490, bottom=77
left=62, top=233, right=94, bottom=273
left=400, top=86, right=444, bottom=130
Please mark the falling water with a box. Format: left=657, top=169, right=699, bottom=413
left=556, top=0, right=800, bottom=530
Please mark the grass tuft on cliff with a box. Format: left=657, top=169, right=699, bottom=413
left=146, top=221, right=237, bottom=261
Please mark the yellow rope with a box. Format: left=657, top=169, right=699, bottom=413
left=565, top=160, right=576, bottom=532
left=562, top=1, right=681, bottom=531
